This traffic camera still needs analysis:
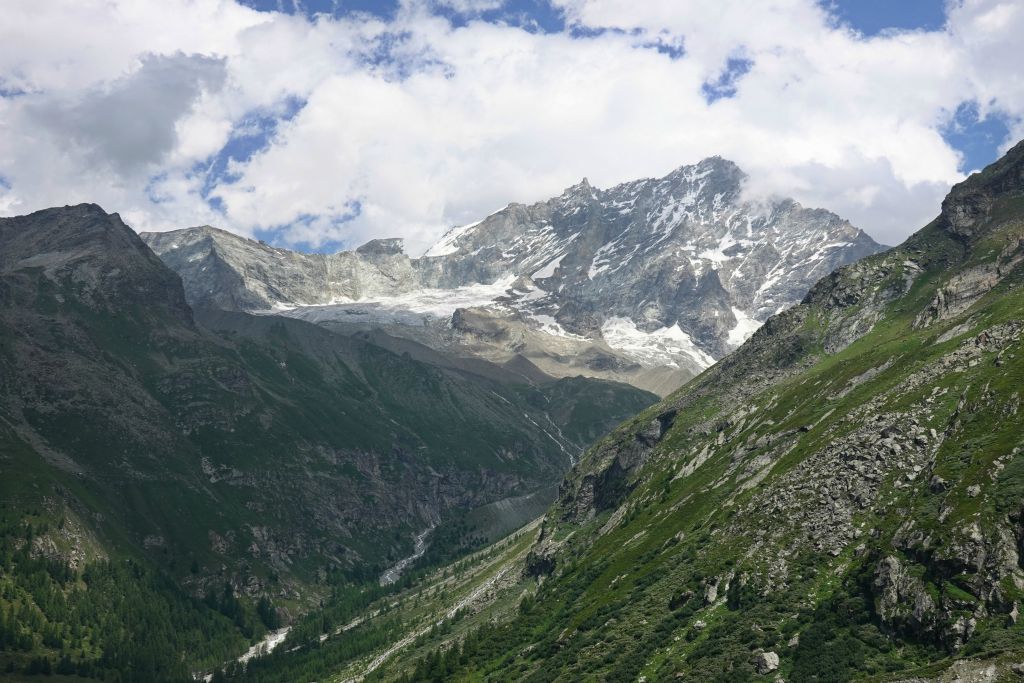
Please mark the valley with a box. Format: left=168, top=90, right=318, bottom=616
left=3, top=2, right=1021, bottom=681
left=0, top=146, right=1021, bottom=683
left=199, top=141, right=1024, bottom=682
left=0, top=204, right=653, bottom=679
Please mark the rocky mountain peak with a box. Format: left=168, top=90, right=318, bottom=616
left=1, top=204, right=194, bottom=324
left=356, top=237, right=406, bottom=257
left=939, top=138, right=1024, bottom=242
left=190, top=224, right=223, bottom=234
left=683, top=154, right=742, bottom=175
left=558, top=176, right=598, bottom=206
left=664, top=155, right=744, bottom=188
left=141, top=227, right=264, bottom=275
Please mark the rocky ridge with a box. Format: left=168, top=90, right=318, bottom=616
left=523, top=140, right=1024, bottom=678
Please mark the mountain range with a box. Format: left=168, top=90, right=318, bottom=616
left=143, top=157, right=882, bottom=396
left=3, top=142, right=1022, bottom=683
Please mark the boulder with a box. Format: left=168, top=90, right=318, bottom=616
left=755, top=651, right=780, bottom=675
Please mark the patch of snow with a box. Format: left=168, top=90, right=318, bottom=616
left=517, top=285, right=552, bottom=303
left=601, top=317, right=716, bottom=369
left=529, top=314, right=587, bottom=340
left=588, top=234, right=627, bottom=279
left=727, top=307, right=762, bottom=348
left=602, top=244, right=640, bottom=275
left=532, top=253, right=567, bottom=280
left=282, top=277, right=517, bottom=326
left=422, top=220, right=483, bottom=258
left=360, top=277, right=516, bottom=316
left=698, top=234, right=748, bottom=263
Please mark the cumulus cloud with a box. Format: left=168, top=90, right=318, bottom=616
left=0, top=0, right=1022, bottom=253
left=30, top=54, right=227, bottom=174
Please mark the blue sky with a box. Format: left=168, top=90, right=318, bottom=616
left=1, top=0, right=1021, bottom=252
left=238, top=0, right=567, bottom=30
left=827, top=0, right=948, bottom=35
left=240, top=0, right=948, bottom=38
left=942, top=101, right=1015, bottom=173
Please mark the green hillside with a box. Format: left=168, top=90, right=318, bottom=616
left=269, top=141, right=1024, bottom=683
left=0, top=205, right=655, bottom=680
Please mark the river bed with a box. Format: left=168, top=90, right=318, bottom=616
left=379, top=526, right=433, bottom=586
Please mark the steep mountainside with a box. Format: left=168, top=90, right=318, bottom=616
left=0, top=205, right=655, bottom=678
left=240, top=142, right=1024, bottom=682
left=143, top=158, right=882, bottom=395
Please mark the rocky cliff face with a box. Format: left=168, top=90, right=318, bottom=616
left=143, top=158, right=882, bottom=395
left=2, top=204, right=193, bottom=324
left=141, top=226, right=422, bottom=311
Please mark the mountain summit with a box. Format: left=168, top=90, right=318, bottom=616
left=144, top=158, right=883, bottom=395
left=939, top=138, right=1024, bottom=243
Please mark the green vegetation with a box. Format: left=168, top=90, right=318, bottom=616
left=0, top=508, right=247, bottom=681
left=0, top=206, right=656, bottom=681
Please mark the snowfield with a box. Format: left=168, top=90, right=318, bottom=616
left=601, top=317, right=717, bottom=369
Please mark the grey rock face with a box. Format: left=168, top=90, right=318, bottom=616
left=3, top=203, right=193, bottom=325
left=143, top=158, right=883, bottom=393
left=141, top=226, right=422, bottom=311
left=755, top=651, right=780, bottom=675
left=423, top=158, right=881, bottom=354
left=938, top=139, right=1024, bottom=242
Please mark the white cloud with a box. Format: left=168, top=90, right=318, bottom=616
left=0, top=0, right=1022, bottom=253
left=947, top=0, right=1024, bottom=118
left=432, top=0, right=505, bottom=12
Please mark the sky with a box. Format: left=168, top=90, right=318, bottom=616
left=1, top=1, right=1022, bottom=255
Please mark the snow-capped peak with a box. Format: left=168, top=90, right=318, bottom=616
left=146, top=156, right=884, bottom=396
